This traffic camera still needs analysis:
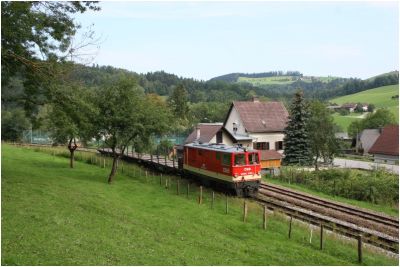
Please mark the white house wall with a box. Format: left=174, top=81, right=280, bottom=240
left=249, top=132, right=285, bottom=152
left=225, top=106, right=246, bottom=134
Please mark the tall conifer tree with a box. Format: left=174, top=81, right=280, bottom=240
left=283, top=90, right=313, bottom=165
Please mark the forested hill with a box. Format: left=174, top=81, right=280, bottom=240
left=68, top=64, right=268, bottom=103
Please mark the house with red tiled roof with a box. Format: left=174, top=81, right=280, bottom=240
left=223, top=97, right=288, bottom=169
left=368, top=125, right=399, bottom=164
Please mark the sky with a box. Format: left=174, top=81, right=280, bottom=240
left=74, top=1, right=399, bottom=80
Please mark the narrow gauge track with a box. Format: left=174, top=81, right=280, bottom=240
left=260, top=183, right=399, bottom=229
left=255, top=184, right=399, bottom=253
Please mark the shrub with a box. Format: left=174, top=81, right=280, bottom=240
left=275, top=167, right=398, bottom=206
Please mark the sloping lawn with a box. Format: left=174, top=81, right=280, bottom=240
left=1, top=144, right=398, bottom=265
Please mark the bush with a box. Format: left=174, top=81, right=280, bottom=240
left=1, top=108, right=31, bottom=141
left=277, top=167, right=398, bottom=206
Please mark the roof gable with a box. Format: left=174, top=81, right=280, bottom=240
left=228, top=101, right=289, bottom=133
left=185, top=124, right=223, bottom=144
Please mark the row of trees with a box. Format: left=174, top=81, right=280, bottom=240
left=283, top=91, right=337, bottom=169
left=47, top=76, right=174, bottom=183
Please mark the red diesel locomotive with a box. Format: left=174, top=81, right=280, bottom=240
left=182, top=143, right=261, bottom=196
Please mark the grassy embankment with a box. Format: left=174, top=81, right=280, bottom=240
left=2, top=144, right=398, bottom=265
left=331, top=84, right=399, bottom=131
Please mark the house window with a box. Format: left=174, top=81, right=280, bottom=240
left=275, top=141, right=283, bottom=150
left=254, top=142, right=269, bottom=150
left=216, top=131, right=223, bottom=144
left=216, top=152, right=221, bottom=160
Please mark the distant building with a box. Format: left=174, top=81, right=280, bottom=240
left=341, top=103, right=357, bottom=112
left=368, top=125, right=399, bottom=164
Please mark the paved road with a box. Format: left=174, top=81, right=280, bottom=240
left=333, top=158, right=399, bottom=174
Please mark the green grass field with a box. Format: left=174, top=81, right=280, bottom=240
left=2, top=144, right=398, bottom=265
left=331, top=85, right=399, bottom=131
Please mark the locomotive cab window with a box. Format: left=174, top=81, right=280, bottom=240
left=248, top=153, right=259, bottom=164
left=222, top=153, right=231, bottom=166
left=234, top=154, right=246, bottom=166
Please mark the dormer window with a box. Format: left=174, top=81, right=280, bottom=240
left=233, top=122, right=238, bottom=134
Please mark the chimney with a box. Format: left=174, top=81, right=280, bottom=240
left=196, top=126, right=201, bottom=141
left=252, top=96, right=259, bottom=102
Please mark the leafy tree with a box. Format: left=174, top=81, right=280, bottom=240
left=283, top=90, right=313, bottom=166
left=362, top=109, right=396, bottom=129
left=95, top=78, right=172, bottom=183
left=355, top=103, right=364, bottom=113
left=308, top=101, right=338, bottom=169
left=367, top=104, right=375, bottom=112
left=1, top=107, right=31, bottom=141
left=168, top=84, right=189, bottom=120
left=1, top=1, right=100, bottom=121
left=46, top=84, right=97, bottom=168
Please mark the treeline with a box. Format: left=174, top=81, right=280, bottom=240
left=209, top=71, right=303, bottom=82
left=68, top=65, right=269, bottom=104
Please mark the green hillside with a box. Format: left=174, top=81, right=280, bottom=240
left=2, top=144, right=397, bottom=265
left=238, top=76, right=338, bottom=86
left=331, top=84, right=399, bottom=131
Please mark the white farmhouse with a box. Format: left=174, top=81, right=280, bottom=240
left=223, top=97, right=289, bottom=153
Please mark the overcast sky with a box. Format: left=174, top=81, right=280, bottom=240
left=74, top=1, right=399, bottom=80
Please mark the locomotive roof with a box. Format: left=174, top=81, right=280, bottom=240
left=184, top=142, right=258, bottom=153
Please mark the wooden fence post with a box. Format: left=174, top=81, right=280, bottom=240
left=160, top=173, right=162, bottom=185
left=164, top=155, right=167, bottom=166
left=121, top=162, right=124, bottom=173
left=211, top=191, right=215, bottom=209
left=288, top=216, right=293, bottom=238
left=358, top=235, right=363, bottom=263
left=177, top=179, right=180, bottom=195
left=243, top=200, right=248, bottom=222
left=199, top=186, right=203, bottom=204
left=145, top=170, right=148, bottom=182
left=263, top=206, right=267, bottom=230
left=173, top=157, right=175, bottom=168
left=320, top=224, right=324, bottom=250
left=103, top=158, right=105, bottom=168
left=187, top=183, right=190, bottom=198
left=225, top=195, right=229, bottom=214
left=165, top=177, right=168, bottom=189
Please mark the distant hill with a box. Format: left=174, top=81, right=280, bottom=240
left=331, top=84, right=399, bottom=131
left=209, top=71, right=302, bottom=83
left=210, top=71, right=340, bottom=86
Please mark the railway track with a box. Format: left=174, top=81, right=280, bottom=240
left=256, top=183, right=399, bottom=253
left=260, top=183, right=399, bottom=229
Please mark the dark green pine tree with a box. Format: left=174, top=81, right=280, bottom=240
left=282, top=90, right=313, bottom=166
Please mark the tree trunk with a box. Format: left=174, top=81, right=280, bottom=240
left=108, top=153, right=119, bottom=184
left=314, top=155, right=319, bottom=171
left=67, top=137, right=78, bottom=168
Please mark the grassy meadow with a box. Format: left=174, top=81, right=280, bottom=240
left=237, top=76, right=336, bottom=86
left=1, top=144, right=398, bottom=265
left=331, top=84, right=399, bottom=131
